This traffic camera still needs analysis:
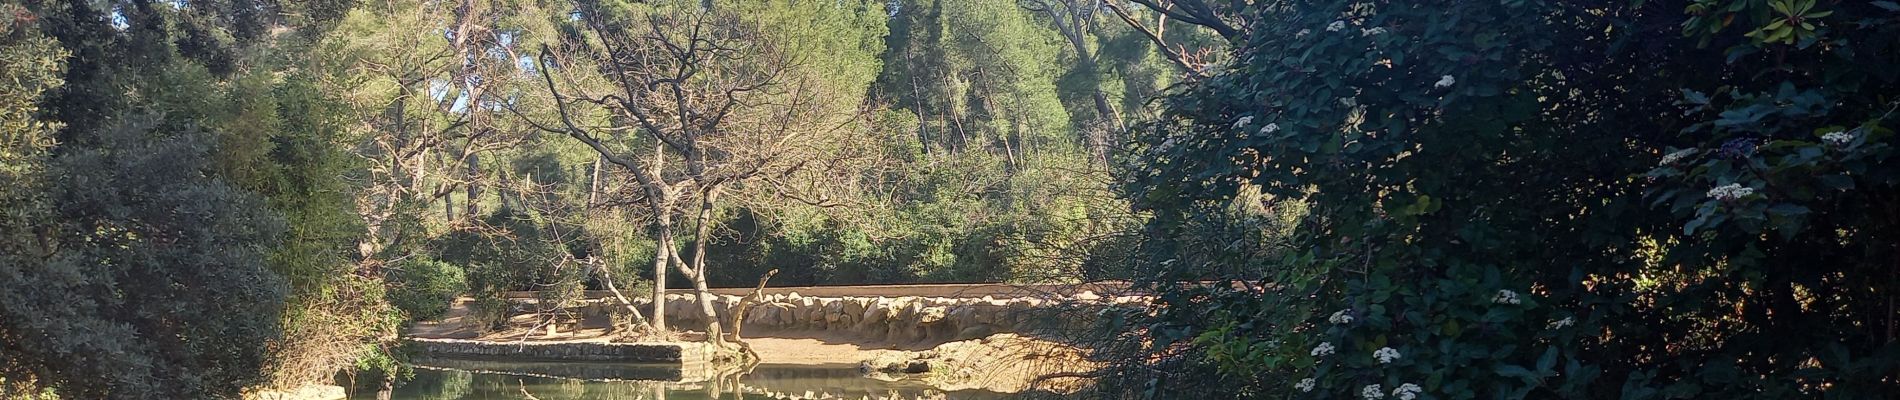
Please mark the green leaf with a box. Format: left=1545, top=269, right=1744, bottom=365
left=1496, top=364, right=1538, bottom=381
left=1818, top=174, right=1855, bottom=190
left=1536, top=347, right=1559, bottom=372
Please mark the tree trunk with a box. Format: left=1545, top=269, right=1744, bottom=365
left=588, top=156, right=603, bottom=206
left=683, top=188, right=724, bottom=346
left=728, top=268, right=778, bottom=361
left=594, top=258, right=652, bottom=331
left=465, top=150, right=481, bottom=218
left=648, top=210, right=673, bottom=332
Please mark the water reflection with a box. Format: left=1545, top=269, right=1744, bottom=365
left=352, top=361, right=1014, bottom=400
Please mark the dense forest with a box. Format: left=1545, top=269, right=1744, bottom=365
left=3, top=0, right=1899, bottom=399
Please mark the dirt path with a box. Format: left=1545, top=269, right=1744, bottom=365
left=744, top=336, right=890, bottom=365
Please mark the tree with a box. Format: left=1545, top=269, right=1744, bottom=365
left=524, top=0, right=886, bottom=345
left=1, top=116, right=290, bottom=399
left=318, top=0, right=556, bottom=264
left=4, top=1, right=377, bottom=396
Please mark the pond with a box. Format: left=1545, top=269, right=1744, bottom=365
left=348, top=361, right=1017, bottom=400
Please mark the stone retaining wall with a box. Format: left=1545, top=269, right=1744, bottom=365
left=634, top=291, right=1145, bottom=344
left=407, top=338, right=717, bottom=364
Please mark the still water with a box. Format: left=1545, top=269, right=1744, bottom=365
left=348, top=361, right=1017, bottom=400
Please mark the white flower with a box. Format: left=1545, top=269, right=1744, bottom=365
left=1311, top=342, right=1336, bottom=357
left=1233, top=116, right=1254, bottom=129
left=1392, top=383, right=1423, bottom=400
left=1259, top=123, right=1281, bottom=136
left=1492, top=289, right=1522, bottom=305
left=1660, top=148, right=1698, bottom=165
left=1361, top=27, right=1387, bottom=37
left=1340, top=97, right=1358, bottom=107
left=1707, top=183, right=1755, bottom=201
left=1295, top=378, right=1316, bottom=392
left=1822, top=131, right=1855, bottom=147
left=1328, top=309, right=1354, bottom=324
left=1434, top=75, right=1456, bottom=89
left=1328, top=20, right=1347, bottom=32
left=1297, top=29, right=1312, bottom=37
left=1361, top=384, right=1385, bottom=399
left=1373, top=347, right=1402, bottom=364
left=1548, top=317, right=1575, bottom=330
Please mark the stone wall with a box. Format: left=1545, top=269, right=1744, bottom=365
left=636, top=291, right=1146, bottom=344
left=407, top=338, right=717, bottom=364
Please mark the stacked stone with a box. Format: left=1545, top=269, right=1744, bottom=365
left=640, top=291, right=1146, bottom=344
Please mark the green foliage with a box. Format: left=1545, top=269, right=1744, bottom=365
left=1, top=117, right=289, bottom=399
left=1, top=1, right=389, bottom=395
left=388, top=258, right=469, bottom=321
left=1119, top=1, right=1900, bottom=398
left=436, top=209, right=580, bottom=295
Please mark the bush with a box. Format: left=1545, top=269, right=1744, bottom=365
left=1115, top=1, right=1900, bottom=399
left=387, top=258, right=467, bottom=321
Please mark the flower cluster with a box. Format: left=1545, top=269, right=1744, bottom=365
left=1548, top=317, right=1575, bottom=330
left=1361, top=384, right=1385, bottom=399
left=1295, top=378, right=1316, bottom=392
left=1327, top=20, right=1347, bottom=32
left=1259, top=123, right=1280, bottom=135
left=1329, top=309, right=1353, bottom=324
left=1392, top=383, right=1423, bottom=400
left=1823, top=131, right=1855, bottom=147
left=1707, top=183, right=1754, bottom=201
left=1311, top=342, right=1337, bottom=357
left=1361, top=27, right=1387, bottom=37
left=1492, top=289, right=1522, bottom=305
left=1660, top=148, right=1698, bottom=165
left=1434, top=75, right=1455, bottom=89
left=1233, top=116, right=1254, bottom=129
left=1373, top=347, right=1402, bottom=364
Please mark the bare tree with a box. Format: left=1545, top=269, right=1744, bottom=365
left=1100, top=0, right=1245, bottom=73
left=517, top=3, right=873, bottom=349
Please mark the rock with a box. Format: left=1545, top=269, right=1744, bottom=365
left=896, top=300, right=922, bottom=321
left=773, top=302, right=798, bottom=326
left=847, top=297, right=870, bottom=315
left=823, top=299, right=845, bottom=323
left=861, top=298, right=891, bottom=327
left=917, top=306, right=948, bottom=325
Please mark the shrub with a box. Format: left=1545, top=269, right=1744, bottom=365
left=1115, top=1, right=1900, bottom=398
left=387, top=258, right=467, bottom=321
